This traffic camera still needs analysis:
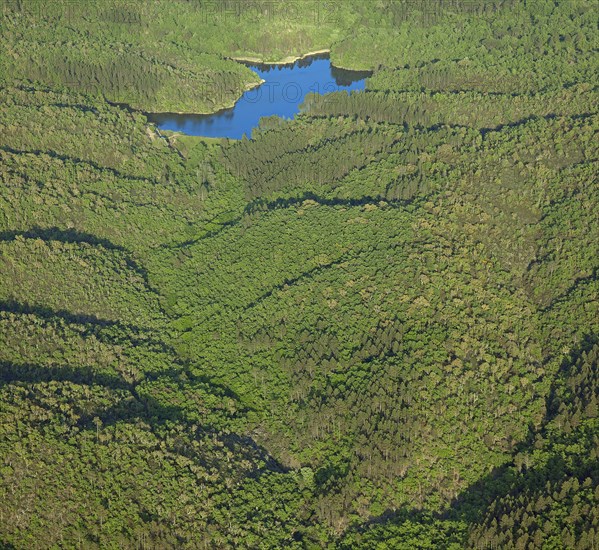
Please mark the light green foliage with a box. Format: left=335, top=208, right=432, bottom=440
left=0, top=0, right=597, bottom=548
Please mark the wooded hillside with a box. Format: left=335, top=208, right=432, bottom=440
left=0, top=1, right=597, bottom=547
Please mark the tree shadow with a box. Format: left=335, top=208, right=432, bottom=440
left=0, top=360, right=131, bottom=391
left=0, top=144, right=153, bottom=184
left=1, top=298, right=138, bottom=329
left=0, top=299, right=170, bottom=351
left=0, top=302, right=286, bottom=476
left=0, top=227, right=154, bottom=291
left=343, top=333, right=598, bottom=539
left=243, top=190, right=419, bottom=215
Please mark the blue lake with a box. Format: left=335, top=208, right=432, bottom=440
left=147, top=53, right=371, bottom=139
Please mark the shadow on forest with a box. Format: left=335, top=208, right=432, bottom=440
left=163, top=190, right=420, bottom=251
left=0, top=298, right=137, bottom=327
left=0, top=357, right=287, bottom=475
left=0, top=360, right=132, bottom=391
left=244, top=251, right=352, bottom=311
left=0, top=227, right=130, bottom=252
left=169, top=216, right=239, bottom=249
left=343, top=333, right=598, bottom=537
left=0, top=226, right=156, bottom=291
left=0, top=144, right=155, bottom=184
left=1, top=302, right=197, bottom=382
left=243, top=190, right=418, bottom=215
left=0, top=300, right=248, bottom=398
left=0, top=300, right=287, bottom=476
left=478, top=111, right=594, bottom=137
left=539, top=266, right=598, bottom=313
left=0, top=299, right=246, bottom=402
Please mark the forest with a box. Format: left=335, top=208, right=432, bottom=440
left=0, top=0, right=597, bottom=548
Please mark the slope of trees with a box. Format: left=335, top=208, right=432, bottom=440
left=340, top=338, right=598, bottom=548
left=0, top=0, right=597, bottom=548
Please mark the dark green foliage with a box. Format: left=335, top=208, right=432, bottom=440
left=0, top=0, right=597, bottom=548
left=340, top=339, right=599, bottom=549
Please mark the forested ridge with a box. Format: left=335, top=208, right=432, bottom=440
left=0, top=0, right=597, bottom=548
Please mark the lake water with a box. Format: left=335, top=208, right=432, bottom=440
left=147, top=53, right=370, bottom=139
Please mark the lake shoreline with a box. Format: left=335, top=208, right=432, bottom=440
left=145, top=50, right=370, bottom=136
left=143, top=78, right=266, bottom=116
left=230, top=49, right=331, bottom=66
left=230, top=49, right=371, bottom=73
left=144, top=51, right=368, bottom=118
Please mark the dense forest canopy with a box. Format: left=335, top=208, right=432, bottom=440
left=0, top=0, right=597, bottom=548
